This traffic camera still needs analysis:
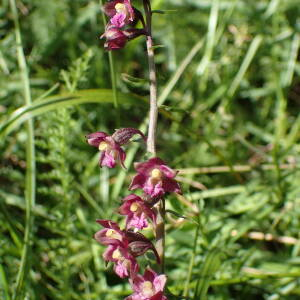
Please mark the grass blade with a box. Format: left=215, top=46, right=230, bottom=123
left=196, top=0, right=219, bottom=76
left=9, top=0, right=36, bottom=298
left=228, top=35, right=263, bottom=97
left=158, top=39, right=204, bottom=105
left=194, top=248, right=223, bottom=300
left=282, top=33, right=300, bottom=87
left=0, top=89, right=145, bottom=137
left=0, top=264, right=10, bottom=300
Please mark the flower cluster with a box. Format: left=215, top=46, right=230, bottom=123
left=101, top=0, right=146, bottom=50
left=87, top=128, right=182, bottom=299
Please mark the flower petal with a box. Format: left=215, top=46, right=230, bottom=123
left=153, top=275, right=167, bottom=292
left=111, top=13, right=127, bottom=28
left=129, top=173, right=147, bottom=190
left=162, top=178, right=182, bottom=194
left=112, top=128, right=146, bottom=145
left=103, top=0, right=122, bottom=17
left=101, top=151, right=116, bottom=168
left=86, top=131, right=107, bottom=147
left=159, top=164, right=177, bottom=178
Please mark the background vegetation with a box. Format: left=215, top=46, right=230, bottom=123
left=1, top=0, right=300, bottom=299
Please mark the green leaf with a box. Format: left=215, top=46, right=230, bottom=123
left=121, top=73, right=148, bottom=84
left=0, top=89, right=145, bottom=137
left=159, top=105, right=189, bottom=114
left=151, top=9, right=178, bottom=14
left=194, top=248, right=224, bottom=300
left=151, top=45, right=166, bottom=50
left=0, top=264, right=10, bottom=300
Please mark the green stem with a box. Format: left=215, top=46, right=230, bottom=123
left=9, top=0, right=36, bottom=299
left=183, top=215, right=200, bottom=296
left=108, top=52, right=118, bottom=109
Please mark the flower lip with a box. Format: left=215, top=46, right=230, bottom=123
left=141, top=281, right=155, bottom=297
left=112, top=249, right=122, bottom=260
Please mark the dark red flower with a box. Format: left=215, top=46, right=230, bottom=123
left=103, top=244, right=138, bottom=278
left=119, top=194, right=156, bottom=230
left=94, top=220, right=125, bottom=246
left=103, top=0, right=134, bottom=28
left=129, top=158, right=182, bottom=198
left=86, top=128, right=145, bottom=168
left=86, top=131, right=125, bottom=168
left=94, top=219, right=160, bottom=277
left=101, top=25, right=128, bottom=50
left=125, top=267, right=168, bottom=300
left=101, top=25, right=146, bottom=51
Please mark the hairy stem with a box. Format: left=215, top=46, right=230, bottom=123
left=143, top=0, right=164, bottom=272
left=144, top=0, right=158, bottom=156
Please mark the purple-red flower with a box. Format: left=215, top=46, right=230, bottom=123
left=119, top=194, right=156, bottom=230
left=86, top=128, right=145, bottom=168
left=125, top=267, right=168, bottom=300
left=103, top=0, right=135, bottom=28
left=101, top=25, right=146, bottom=50
left=95, top=219, right=160, bottom=277
left=94, top=220, right=125, bottom=246
left=129, top=157, right=182, bottom=198
left=103, top=244, right=138, bottom=278
left=87, top=131, right=125, bottom=168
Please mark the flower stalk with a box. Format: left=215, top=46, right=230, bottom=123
left=143, top=0, right=158, bottom=156
left=143, top=0, right=165, bottom=273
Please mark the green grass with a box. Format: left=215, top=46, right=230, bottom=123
left=1, top=0, right=300, bottom=299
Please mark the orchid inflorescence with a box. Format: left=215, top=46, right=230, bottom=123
left=87, top=127, right=182, bottom=299
left=87, top=1, right=180, bottom=299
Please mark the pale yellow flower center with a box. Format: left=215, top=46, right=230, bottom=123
left=115, top=3, right=126, bottom=14
left=130, top=203, right=139, bottom=212
left=112, top=249, right=122, bottom=260
left=98, top=141, right=108, bottom=151
left=141, top=281, right=154, bottom=297
left=106, top=229, right=122, bottom=240
left=151, top=168, right=162, bottom=179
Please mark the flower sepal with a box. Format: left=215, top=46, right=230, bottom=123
left=112, top=128, right=146, bottom=145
